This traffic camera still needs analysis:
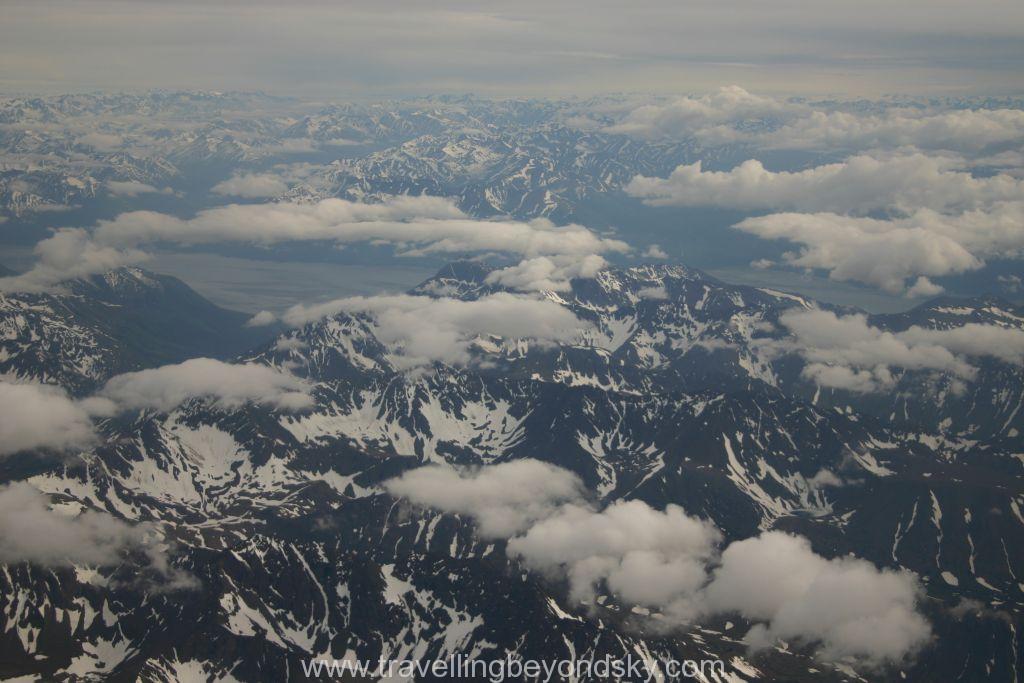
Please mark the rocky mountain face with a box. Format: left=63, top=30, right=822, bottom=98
left=0, top=263, right=1020, bottom=682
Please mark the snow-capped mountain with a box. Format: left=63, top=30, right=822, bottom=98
left=1, top=263, right=1020, bottom=681
left=288, top=126, right=712, bottom=220
left=0, top=93, right=746, bottom=222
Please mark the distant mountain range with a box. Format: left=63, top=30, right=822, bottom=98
left=0, top=92, right=743, bottom=223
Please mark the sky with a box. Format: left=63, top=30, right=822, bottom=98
left=2, top=0, right=1023, bottom=97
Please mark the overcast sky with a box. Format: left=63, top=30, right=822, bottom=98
left=2, top=0, right=1023, bottom=97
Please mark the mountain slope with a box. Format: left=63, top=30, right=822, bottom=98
left=0, top=267, right=273, bottom=394
left=0, top=263, right=1020, bottom=682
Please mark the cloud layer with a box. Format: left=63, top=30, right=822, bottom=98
left=613, top=88, right=1024, bottom=294
left=609, top=87, right=1024, bottom=155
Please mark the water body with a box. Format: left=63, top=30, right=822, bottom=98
left=145, top=252, right=438, bottom=314
left=705, top=266, right=921, bottom=313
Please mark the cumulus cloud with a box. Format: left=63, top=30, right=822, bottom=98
left=211, top=162, right=320, bottom=198
left=618, top=104, right=1024, bottom=294
left=626, top=154, right=1023, bottom=215
left=735, top=202, right=1024, bottom=293
left=897, top=322, right=1024, bottom=365
left=605, top=86, right=799, bottom=143
left=276, top=292, right=588, bottom=369
left=0, top=481, right=148, bottom=566
left=96, top=358, right=313, bottom=412
left=1, top=196, right=628, bottom=293
left=701, top=532, right=931, bottom=666
left=387, top=460, right=931, bottom=665
left=484, top=254, right=608, bottom=291
left=106, top=180, right=172, bottom=197
left=0, top=380, right=97, bottom=456
left=643, top=244, right=669, bottom=259
left=0, top=228, right=149, bottom=293
left=735, top=212, right=980, bottom=294
left=637, top=285, right=668, bottom=300
left=0, top=361, right=311, bottom=456
left=0, top=482, right=195, bottom=588
left=771, top=309, right=1024, bottom=392
left=384, top=460, right=585, bottom=537
left=246, top=310, right=278, bottom=327
left=509, top=500, right=721, bottom=609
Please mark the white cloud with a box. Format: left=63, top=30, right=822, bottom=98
left=384, top=460, right=584, bottom=538
left=624, top=136, right=1024, bottom=294
left=905, top=276, right=944, bottom=298
left=106, top=180, right=172, bottom=197
left=0, top=228, right=149, bottom=293
left=0, top=196, right=628, bottom=293
left=484, top=254, right=608, bottom=292
left=97, top=358, right=313, bottom=412
left=0, top=482, right=196, bottom=588
left=801, top=363, right=884, bottom=393
left=508, top=500, right=721, bottom=608
left=605, top=86, right=800, bottom=142
left=609, top=88, right=1024, bottom=155
left=897, top=322, right=1024, bottom=365
left=92, top=196, right=628, bottom=258
left=273, top=336, right=307, bottom=352
left=626, top=154, right=1023, bottom=215
left=771, top=308, right=1024, bottom=392
left=278, top=292, right=588, bottom=369
left=246, top=310, right=278, bottom=327
left=643, top=244, right=669, bottom=259
left=211, top=162, right=320, bottom=198
left=0, top=380, right=96, bottom=456
left=0, top=481, right=147, bottom=566
left=735, top=202, right=1024, bottom=293
left=701, top=532, right=931, bottom=666
left=0, top=360, right=311, bottom=457
left=761, top=107, right=1024, bottom=155
left=387, top=460, right=931, bottom=665
left=637, top=285, right=668, bottom=300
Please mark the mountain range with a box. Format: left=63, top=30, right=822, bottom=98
left=0, top=262, right=1020, bottom=682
